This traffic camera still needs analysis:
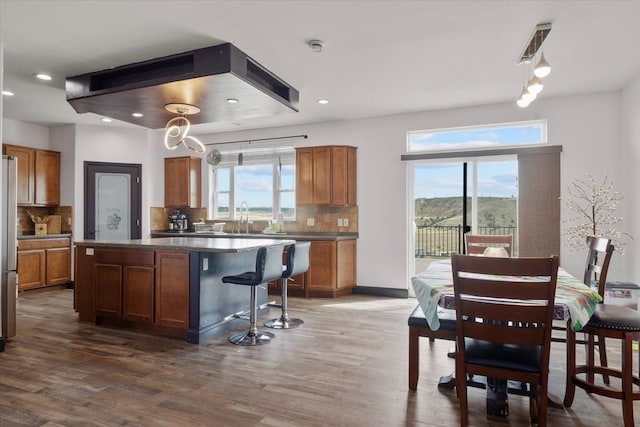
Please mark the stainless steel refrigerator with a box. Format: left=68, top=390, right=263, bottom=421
left=1, top=155, right=18, bottom=351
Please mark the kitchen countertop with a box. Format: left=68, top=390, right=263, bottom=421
left=74, top=237, right=294, bottom=253
left=18, top=233, right=72, bottom=240
left=150, top=231, right=358, bottom=241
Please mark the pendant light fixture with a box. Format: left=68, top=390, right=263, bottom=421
left=534, top=52, right=551, bottom=78
left=527, top=75, right=544, bottom=94
left=163, top=103, right=206, bottom=153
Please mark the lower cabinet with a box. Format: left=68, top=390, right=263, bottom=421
left=93, top=248, right=189, bottom=329
left=17, top=237, right=71, bottom=291
left=268, top=239, right=357, bottom=298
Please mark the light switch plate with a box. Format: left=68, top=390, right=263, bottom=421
left=203, top=258, right=209, bottom=271
left=343, top=218, right=349, bottom=227
left=338, top=218, right=343, bottom=226
left=86, top=248, right=94, bottom=256
left=307, top=218, right=315, bottom=226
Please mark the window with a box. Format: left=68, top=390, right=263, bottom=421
left=407, top=120, right=546, bottom=153
left=209, top=149, right=296, bottom=221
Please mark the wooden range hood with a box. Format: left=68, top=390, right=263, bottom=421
left=65, top=43, right=299, bottom=129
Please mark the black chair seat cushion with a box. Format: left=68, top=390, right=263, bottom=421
left=585, top=304, right=640, bottom=331
left=408, top=305, right=456, bottom=331
left=222, top=272, right=259, bottom=286
left=464, top=339, right=541, bottom=373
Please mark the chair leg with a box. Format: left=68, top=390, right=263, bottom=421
left=598, top=333, right=610, bottom=384
left=409, top=326, right=419, bottom=390
left=564, top=325, right=577, bottom=407
left=622, top=333, right=635, bottom=427
left=456, top=362, right=468, bottom=427
left=229, top=285, right=275, bottom=346
left=264, top=278, right=304, bottom=329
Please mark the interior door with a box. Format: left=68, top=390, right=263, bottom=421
left=85, top=162, right=141, bottom=240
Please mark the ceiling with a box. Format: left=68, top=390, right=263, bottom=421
left=2, top=1, right=640, bottom=136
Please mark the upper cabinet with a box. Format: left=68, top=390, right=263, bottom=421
left=164, top=156, right=201, bottom=208
left=296, top=145, right=357, bottom=207
left=3, top=144, right=60, bottom=206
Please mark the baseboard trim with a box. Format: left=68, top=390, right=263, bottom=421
left=353, top=286, right=408, bottom=298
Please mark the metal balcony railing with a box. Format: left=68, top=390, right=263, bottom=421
left=414, top=225, right=517, bottom=257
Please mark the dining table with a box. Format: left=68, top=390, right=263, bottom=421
left=410, top=258, right=603, bottom=417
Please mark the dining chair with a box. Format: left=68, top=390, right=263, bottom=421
left=564, top=238, right=640, bottom=426
left=551, top=236, right=614, bottom=383
left=451, top=253, right=559, bottom=426
left=464, top=234, right=513, bottom=256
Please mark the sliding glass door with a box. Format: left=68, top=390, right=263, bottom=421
left=409, top=156, right=518, bottom=280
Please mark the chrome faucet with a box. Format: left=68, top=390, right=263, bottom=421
left=239, top=201, right=251, bottom=233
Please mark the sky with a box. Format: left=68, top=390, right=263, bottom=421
left=410, top=122, right=543, bottom=198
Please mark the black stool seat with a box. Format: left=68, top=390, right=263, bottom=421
left=221, top=245, right=284, bottom=346
left=408, top=305, right=457, bottom=330
left=584, top=304, right=640, bottom=331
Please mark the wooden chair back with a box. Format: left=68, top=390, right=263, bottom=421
left=584, top=236, right=614, bottom=298
left=464, top=234, right=513, bottom=256
left=451, top=253, right=559, bottom=425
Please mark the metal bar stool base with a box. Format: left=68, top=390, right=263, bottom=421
left=229, top=330, right=275, bottom=346
left=264, top=317, right=304, bottom=329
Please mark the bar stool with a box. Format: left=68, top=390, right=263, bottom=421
left=222, top=244, right=284, bottom=346
left=265, top=241, right=310, bottom=329
left=564, top=304, right=640, bottom=426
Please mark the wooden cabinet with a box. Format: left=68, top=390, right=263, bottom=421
left=17, top=237, right=71, bottom=291
left=268, top=239, right=357, bottom=298
left=296, top=146, right=357, bottom=207
left=2, top=144, right=60, bottom=206
left=92, top=249, right=189, bottom=328
left=164, top=156, right=201, bottom=208
left=94, top=249, right=155, bottom=321
left=155, top=251, right=190, bottom=328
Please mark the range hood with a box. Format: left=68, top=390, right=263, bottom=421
left=65, top=43, right=299, bottom=129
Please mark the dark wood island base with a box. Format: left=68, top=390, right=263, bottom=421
left=74, top=237, right=291, bottom=344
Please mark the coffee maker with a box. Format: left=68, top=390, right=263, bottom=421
left=168, top=209, right=189, bottom=231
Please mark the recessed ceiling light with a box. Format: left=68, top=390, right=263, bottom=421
left=226, top=98, right=239, bottom=104
left=132, top=112, right=144, bottom=118
left=35, top=73, right=52, bottom=81
left=317, top=99, right=329, bottom=105
left=1, top=90, right=14, bottom=96
left=101, top=118, right=112, bottom=123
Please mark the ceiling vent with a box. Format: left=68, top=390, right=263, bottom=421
left=65, top=43, right=299, bottom=129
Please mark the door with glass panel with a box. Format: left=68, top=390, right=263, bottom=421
left=84, top=162, right=142, bottom=240
left=410, top=157, right=517, bottom=278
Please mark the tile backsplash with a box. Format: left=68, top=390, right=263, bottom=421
left=17, top=206, right=73, bottom=235
left=150, top=206, right=358, bottom=234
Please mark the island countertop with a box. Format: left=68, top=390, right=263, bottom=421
left=74, top=237, right=294, bottom=253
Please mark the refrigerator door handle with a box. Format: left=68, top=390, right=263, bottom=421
left=5, top=156, right=17, bottom=271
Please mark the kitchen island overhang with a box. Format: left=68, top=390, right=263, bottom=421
left=74, top=237, right=294, bottom=344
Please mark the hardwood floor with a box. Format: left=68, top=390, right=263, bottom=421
left=0, top=289, right=634, bottom=426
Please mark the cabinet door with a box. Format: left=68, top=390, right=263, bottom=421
left=312, top=147, right=332, bottom=205
left=336, top=239, right=357, bottom=289
left=165, top=157, right=201, bottom=208
left=34, top=149, right=60, bottom=206
left=347, top=147, right=357, bottom=206
left=123, top=265, right=155, bottom=322
left=95, top=263, right=123, bottom=316
left=17, top=249, right=46, bottom=290
left=331, top=146, right=349, bottom=206
left=155, top=251, right=190, bottom=328
left=307, top=241, right=336, bottom=290
left=46, top=247, right=71, bottom=285
left=295, top=148, right=314, bottom=206
left=3, top=144, right=35, bottom=205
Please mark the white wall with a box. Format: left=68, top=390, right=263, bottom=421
left=4, top=88, right=638, bottom=291
left=621, top=74, right=640, bottom=284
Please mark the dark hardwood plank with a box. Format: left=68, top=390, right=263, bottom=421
left=0, top=290, right=634, bottom=426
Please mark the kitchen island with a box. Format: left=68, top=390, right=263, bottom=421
left=74, top=237, right=292, bottom=344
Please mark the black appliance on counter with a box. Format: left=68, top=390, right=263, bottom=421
left=168, top=210, right=189, bottom=231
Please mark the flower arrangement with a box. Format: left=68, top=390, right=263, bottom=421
left=562, top=175, right=631, bottom=253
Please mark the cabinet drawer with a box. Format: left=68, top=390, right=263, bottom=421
left=18, top=237, right=70, bottom=250
left=94, top=249, right=154, bottom=266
